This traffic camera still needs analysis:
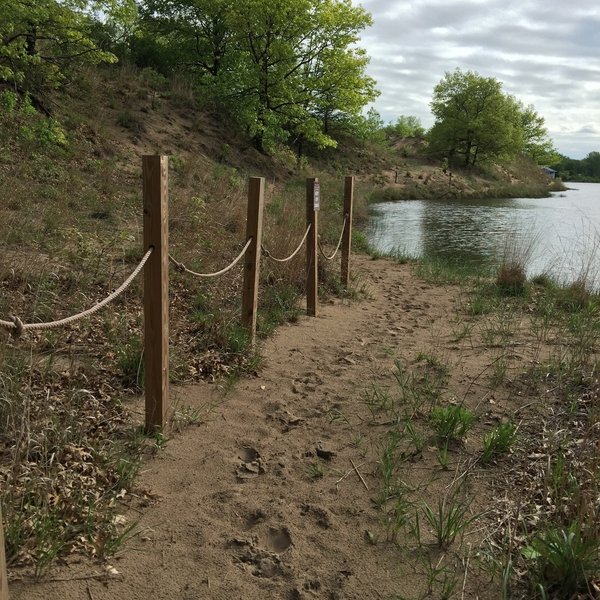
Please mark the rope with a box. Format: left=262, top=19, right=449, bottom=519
left=262, top=225, right=311, bottom=263
left=318, top=216, right=348, bottom=261
left=169, top=237, right=253, bottom=278
left=0, top=248, right=153, bottom=336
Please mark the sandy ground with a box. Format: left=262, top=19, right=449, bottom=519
left=9, top=255, right=520, bottom=600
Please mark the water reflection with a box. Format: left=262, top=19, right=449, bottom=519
left=367, top=183, right=600, bottom=285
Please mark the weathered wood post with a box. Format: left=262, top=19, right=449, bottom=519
left=241, top=177, right=265, bottom=345
left=341, top=176, right=354, bottom=288
left=0, top=502, right=8, bottom=600
left=143, top=155, right=169, bottom=432
left=306, top=178, right=319, bottom=316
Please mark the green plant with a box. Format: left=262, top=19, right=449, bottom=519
left=326, top=408, right=350, bottom=424
left=437, top=443, right=450, bottom=470
left=117, top=109, right=145, bottom=133
left=115, top=335, right=144, bottom=390
left=523, top=523, right=600, bottom=598
left=489, top=355, right=508, bottom=388
left=481, top=422, right=517, bottom=464
left=362, top=382, right=392, bottom=417
left=496, top=262, right=527, bottom=296
left=307, top=461, right=325, bottom=479
left=422, top=494, right=478, bottom=549
left=420, top=553, right=459, bottom=599
left=385, top=490, right=413, bottom=543
left=430, top=404, right=476, bottom=444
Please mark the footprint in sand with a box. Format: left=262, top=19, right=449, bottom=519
left=292, top=371, right=324, bottom=395
left=269, top=408, right=306, bottom=432
left=229, top=527, right=293, bottom=579
left=236, top=446, right=266, bottom=480
left=265, top=526, right=293, bottom=553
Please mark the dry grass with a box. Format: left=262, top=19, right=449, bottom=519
left=0, top=65, right=366, bottom=575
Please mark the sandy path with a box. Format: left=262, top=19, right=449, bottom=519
left=10, top=255, right=495, bottom=600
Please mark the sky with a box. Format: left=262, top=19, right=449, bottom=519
left=358, top=0, right=600, bottom=159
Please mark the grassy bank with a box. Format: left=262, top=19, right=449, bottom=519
left=358, top=248, right=600, bottom=598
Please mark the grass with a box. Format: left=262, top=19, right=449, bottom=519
left=422, top=493, right=479, bottom=549
left=430, top=404, right=477, bottom=444
left=524, top=523, right=600, bottom=598
left=481, top=422, right=517, bottom=464
left=355, top=243, right=600, bottom=597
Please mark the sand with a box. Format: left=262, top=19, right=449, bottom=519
left=8, top=255, right=522, bottom=600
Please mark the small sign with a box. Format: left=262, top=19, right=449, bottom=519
left=313, top=181, right=320, bottom=211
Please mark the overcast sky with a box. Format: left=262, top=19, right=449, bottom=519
left=358, top=0, right=600, bottom=159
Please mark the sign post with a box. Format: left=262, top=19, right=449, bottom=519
left=306, top=178, right=319, bottom=316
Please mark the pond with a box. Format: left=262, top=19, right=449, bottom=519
left=366, top=182, right=600, bottom=286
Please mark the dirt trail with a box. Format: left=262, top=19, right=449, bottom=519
left=10, top=255, right=501, bottom=600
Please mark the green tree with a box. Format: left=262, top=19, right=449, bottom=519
left=139, top=0, right=378, bottom=153
left=516, top=102, right=558, bottom=164
left=428, top=68, right=555, bottom=167
left=386, top=115, right=425, bottom=138
left=0, top=0, right=135, bottom=99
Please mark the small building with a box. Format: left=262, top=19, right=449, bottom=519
left=542, top=167, right=557, bottom=179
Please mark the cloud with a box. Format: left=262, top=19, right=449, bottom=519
left=358, top=0, right=600, bottom=157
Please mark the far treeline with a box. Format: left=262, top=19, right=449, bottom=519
left=1, top=0, right=592, bottom=174
left=550, top=152, right=600, bottom=183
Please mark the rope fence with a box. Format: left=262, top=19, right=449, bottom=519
left=318, top=215, right=348, bottom=261
left=261, top=225, right=311, bottom=263
left=0, top=248, right=153, bottom=336
left=169, top=238, right=252, bottom=278
left=0, top=160, right=354, bottom=595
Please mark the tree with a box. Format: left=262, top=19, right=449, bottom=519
left=0, top=0, right=135, bottom=100
left=515, top=101, right=558, bottom=164
left=386, top=115, right=425, bottom=138
left=428, top=68, right=555, bottom=167
left=139, top=0, right=378, bottom=153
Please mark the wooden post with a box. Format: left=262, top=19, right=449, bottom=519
left=306, top=178, right=319, bottom=317
left=341, top=176, right=354, bottom=287
left=241, top=177, right=265, bottom=344
left=0, top=502, right=8, bottom=600
left=143, top=155, right=169, bottom=432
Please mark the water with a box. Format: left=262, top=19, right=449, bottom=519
left=367, top=182, right=600, bottom=286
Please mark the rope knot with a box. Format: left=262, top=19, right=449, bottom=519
left=9, top=315, right=24, bottom=337
left=173, top=260, right=186, bottom=273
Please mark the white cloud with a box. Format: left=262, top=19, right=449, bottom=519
left=358, top=0, right=600, bottom=158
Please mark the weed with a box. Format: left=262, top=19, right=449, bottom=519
left=362, top=382, right=392, bottom=417
left=481, top=422, right=517, bottom=464
left=116, top=109, right=145, bottom=133
left=171, top=404, right=203, bottom=429
left=523, top=523, right=600, bottom=598
left=430, top=404, right=476, bottom=444
left=307, top=461, right=325, bottom=479
left=496, top=262, right=528, bottom=296
left=327, top=408, right=350, bottom=424
left=115, top=335, right=144, bottom=390
left=489, top=354, right=508, bottom=388
left=384, top=487, right=413, bottom=543
left=405, top=421, right=425, bottom=453
left=422, top=493, right=478, bottom=549
left=420, top=553, right=459, bottom=599
left=437, top=444, right=450, bottom=470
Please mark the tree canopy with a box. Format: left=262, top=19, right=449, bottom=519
left=0, top=1, right=136, bottom=98
left=385, top=115, right=425, bottom=138
left=1, top=0, right=377, bottom=155
left=427, top=68, right=556, bottom=167
left=138, top=0, right=378, bottom=153
left=552, top=151, right=600, bottom=182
